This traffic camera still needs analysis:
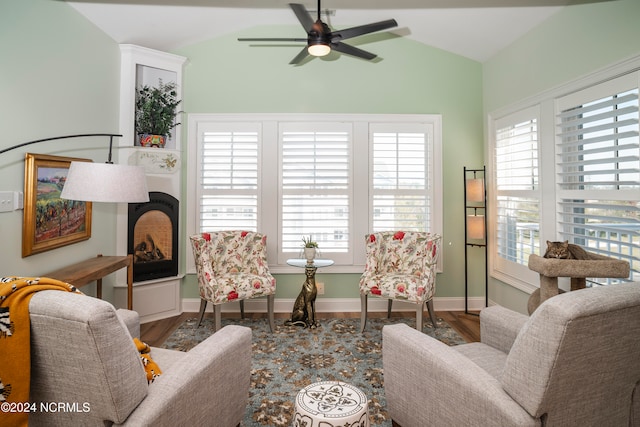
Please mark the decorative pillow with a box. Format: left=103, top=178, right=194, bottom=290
left=133, top=338, right=162, bottom=384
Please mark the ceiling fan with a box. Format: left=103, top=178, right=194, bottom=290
left=238, top=1, right=398, bottom=65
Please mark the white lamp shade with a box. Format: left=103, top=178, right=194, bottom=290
left=467, top=215, right=485, bottom=240
left=308, top=44, right=331, bottom=57
left=466, top=178, right=484, bottom=202
left=61, top=161, right=149, bottom=203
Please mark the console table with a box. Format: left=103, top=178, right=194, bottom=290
left=44, top=254, right=134, bottom=310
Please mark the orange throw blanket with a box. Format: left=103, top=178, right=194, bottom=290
left=134, top=338, right=162, bottom=383
left=0, top=276, right=81, bottom=427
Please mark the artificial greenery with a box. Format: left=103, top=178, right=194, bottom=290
left=135, top=80, right=181, bottom=138
left=301, top=235, right=319, bottom=248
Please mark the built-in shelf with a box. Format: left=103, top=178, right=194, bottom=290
left=118, top=44, right=187, bottom=151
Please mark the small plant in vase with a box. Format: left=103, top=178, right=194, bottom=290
left=135, top=79, right=181, bottom=148
left=302, top=236, right=319, bottom=264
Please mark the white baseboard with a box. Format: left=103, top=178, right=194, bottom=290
left=181, top=296, right=489, bottom=314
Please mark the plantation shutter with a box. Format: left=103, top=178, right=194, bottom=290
left=370, top=123, right=432, bottom=231
left=556, top=73, right=640, bottom=282
left=494, top=108, right=541, bottom=266
left=198, top=123, right=260, bottom=231
left=280, top=122, right=352, bottom=260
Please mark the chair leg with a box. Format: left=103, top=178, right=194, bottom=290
left=267, top=294, right=275, bottom=333
left=416, top=303, right=423, bottom=332
left=213, top=305, right=222, bottom=332
left=360, top=294, right=368, bottom=333
left=240, top=300, right=245, bottom=319
left=197, top=299, right=207, bottom=327
left=427, top=298, right=437, bottom=330
left=387, top=299, right=393, bottom=318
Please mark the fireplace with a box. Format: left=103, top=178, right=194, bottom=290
left=128, top=191, right=179, bottom=282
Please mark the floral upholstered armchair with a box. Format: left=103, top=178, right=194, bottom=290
left=359, top=230, right=442, bottom=333
left=190, top=231, right=276, bottom=332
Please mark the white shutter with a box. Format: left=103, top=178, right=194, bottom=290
left=495, top=119, right=539, bottom=191
left=556, top=74, right=639, bottom=282
left=198, top=123, right=260, bottom=231
left=280, top=123, right=352, bottom=258
left=371, top=124, right=432, bottom=232
left=557, top=91, right=639, bottom=190
left=188, top=113, right=442, bottom=271
left=494, top=111, right=541, bottom=267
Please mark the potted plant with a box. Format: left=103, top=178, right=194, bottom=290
left=301, top=235, right=318, bottom=264
left=135, top=79, right=181, bottom=148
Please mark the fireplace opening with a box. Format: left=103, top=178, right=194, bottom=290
left=128, top=191, right=179, bottom=282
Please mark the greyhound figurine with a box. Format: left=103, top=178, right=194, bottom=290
left=286, top=265, right=320, bottom=328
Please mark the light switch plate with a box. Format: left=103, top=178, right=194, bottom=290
left=0, top=191, right=13, bottom=212
left=0, top=191, right=22, bottom=212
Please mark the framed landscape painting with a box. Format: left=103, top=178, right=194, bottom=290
left=22, top=153, right=92, bottom=257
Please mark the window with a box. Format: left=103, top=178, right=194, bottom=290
left=371, top=123, right=433, bottom=231
left=556, top=74, right=639, bottom=283
left=187, top=114, right=443, bottom=272
left=195, top=122, right=260, bottom=231
left=490, top=69, right=640, bottom=290
left=280, top=123, right=352, bottom=258
left=492, top=108, right=541, bottom=284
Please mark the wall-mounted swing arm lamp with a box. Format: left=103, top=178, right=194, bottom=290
left=1, top=133, right=149, bottom=203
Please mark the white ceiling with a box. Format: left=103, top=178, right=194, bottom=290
left=65, top=0, right=610, bottom=62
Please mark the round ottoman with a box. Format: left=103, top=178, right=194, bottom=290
left=292, top=380, right=370, bottom=427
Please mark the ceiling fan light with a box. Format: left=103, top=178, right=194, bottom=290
left=308, top=43, right=330, bottom=57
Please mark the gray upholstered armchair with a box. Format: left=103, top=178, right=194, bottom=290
left=382, top=282, right=640, bottom=427
left=27, top=291, right=252, bottom=427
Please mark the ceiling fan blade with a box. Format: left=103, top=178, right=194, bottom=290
left=290, top=46, right=310, bottom=65
left=331, top=42, right=377, bottom=61
left=238, top=37, right=307, bottom=43
left=289, top=3, right=315, bottom=33
left=238, top=37, right=307, bottom=42
left=332, top=19, right=398, bottom=41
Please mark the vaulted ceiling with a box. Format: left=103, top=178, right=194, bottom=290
left=66, top=0, right=614, bottom=62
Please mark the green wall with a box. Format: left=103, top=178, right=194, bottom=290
left=0, top=0, right=121, bottom=299
left=484, top=0, right=640, bottom=114
left=483, top=0, right=640, bottom=313
left=0, top=0, right=485, bottom=308
left=3, top=0, right=637, bottom=313
left=174, top=32, right=484, bottom=302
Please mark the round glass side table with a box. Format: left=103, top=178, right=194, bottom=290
left=286, top=258, right=335, bottom=269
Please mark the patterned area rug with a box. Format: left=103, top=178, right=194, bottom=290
left=161, top=316, right=466, bottom=426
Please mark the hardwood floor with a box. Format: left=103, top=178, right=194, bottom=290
left=140, top=310, right=480, bottom=347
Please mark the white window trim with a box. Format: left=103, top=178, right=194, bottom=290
left=488, top=54, right=640, bottom=293
left=187, top=113, right=443, bottom=274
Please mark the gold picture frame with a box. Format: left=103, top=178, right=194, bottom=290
left=22, top=153, right=92, bottom=257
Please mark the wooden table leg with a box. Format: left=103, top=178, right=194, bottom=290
left=127, top=254, right=133, bottom=310
left=96, top=254, right=103, bottom=299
